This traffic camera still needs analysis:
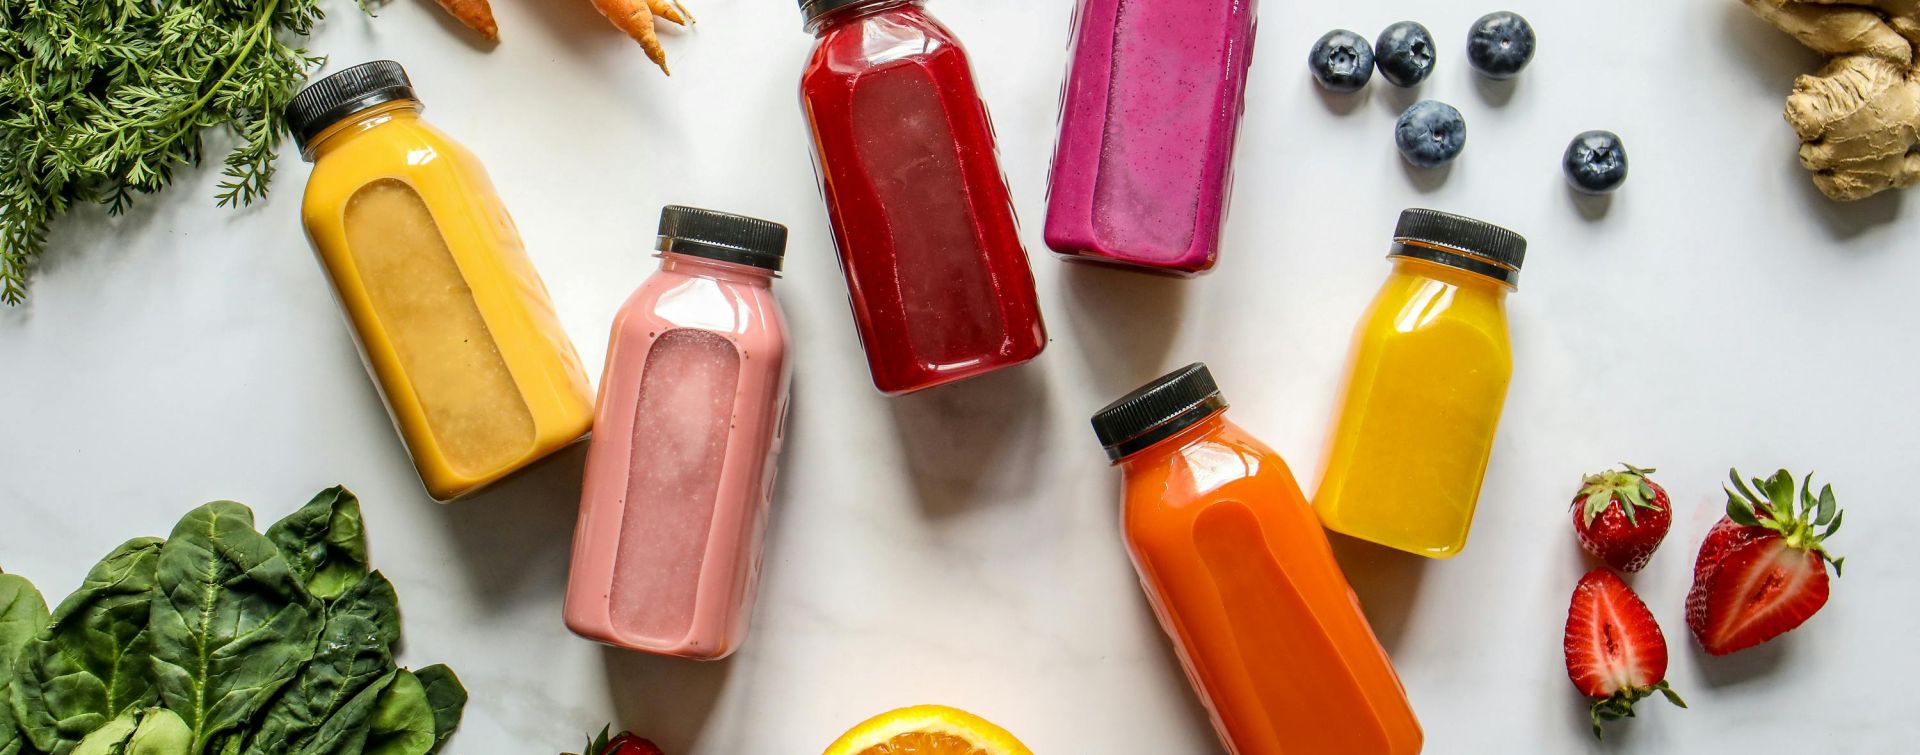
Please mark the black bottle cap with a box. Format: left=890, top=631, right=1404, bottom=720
left=1092, top=363, right=1227, bottom=461
left=288, top=61, right=416, bottom=157
left=1388, top=208, right=1528, bottom=285
left=800, top=0, right=898, bottom=29
left=657, top=205, right=788, bottom=273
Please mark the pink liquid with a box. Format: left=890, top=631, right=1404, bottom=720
left=566, top=253, right=790, bottom=659
left=1045, top=0, right=1259, bottom=275
left=609, top=330, right=740, bottom=643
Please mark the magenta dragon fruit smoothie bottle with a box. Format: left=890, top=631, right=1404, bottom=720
left=1044, top=0, right=1260, bottom=276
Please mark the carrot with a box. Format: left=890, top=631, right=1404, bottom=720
left=590, top=0, right=695, bottom=74
left=432, top=0, right=499, bottom=41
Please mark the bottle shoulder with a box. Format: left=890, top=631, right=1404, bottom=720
left=802, top=5, right=966, bottom=84
left=303, top=118, right=484, bottom=215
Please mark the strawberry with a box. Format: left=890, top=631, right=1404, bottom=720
left=566, top=727, right=665, bottom=755
left=1686, top=468, right=1845, bottom=655
left=1571, top=463, right=1672, bottom=572
left=1563, top=568, right=1686, bottom=739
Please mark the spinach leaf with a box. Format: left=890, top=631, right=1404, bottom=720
left=295, top=669, right=396, bottom=755
left=0, top=573, right=50, bottom=755
left=10, top=538, right=163, bottom=755
left=265, top=488, right=368, bottom=603
left=149, top=503, right=321, bottom=753
left=411, top=665, right=465, bottom=755
left=125, top=709, right=190, bottom=755
left=361, top=669, right=433, bottom=755
left=68, top=710, right=135, bottom=755
left=240, top=573, right=400, bottom=755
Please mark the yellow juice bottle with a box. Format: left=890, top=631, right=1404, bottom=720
left=291, top=61, right=594, bottom=501
left=1315, top=209, right=1526, bottom=558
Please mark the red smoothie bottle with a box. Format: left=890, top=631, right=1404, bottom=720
left=798, top=0, right=1048, bottom=395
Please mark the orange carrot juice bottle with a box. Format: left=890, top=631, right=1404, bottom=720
left=1093, top=364, right=1422, bottom=755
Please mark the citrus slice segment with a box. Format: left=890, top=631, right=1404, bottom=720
left=823, top=705, right=1033, bottom=755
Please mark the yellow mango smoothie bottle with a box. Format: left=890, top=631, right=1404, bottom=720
left=290, top=61, right=594, bottom=501
left=1315, top=209, right=1526, bottom=558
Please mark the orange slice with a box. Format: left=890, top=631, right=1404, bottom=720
left=823, top=705, right=1033, bottom=755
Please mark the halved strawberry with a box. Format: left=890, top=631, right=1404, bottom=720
left=1686, top=469, right=1844, bottom=655
left=1571, top=463, right=1672, bottom=572
left=1564, top=568, right=1686, bottom=739
left=566, top=727, right=665, bottom=755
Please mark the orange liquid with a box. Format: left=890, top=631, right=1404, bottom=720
left=1119, top=413, right=1421, bottom=755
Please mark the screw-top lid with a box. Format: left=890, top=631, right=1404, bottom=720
left=1091, top=363, right=1227, bottom=461
left=657, top=205, right=788, bottom=273
left=1389, top=208, right=1527, bottom=285
left=800, top=0, right=902, bottom=29
left=288, top=61, right=416, bottom=156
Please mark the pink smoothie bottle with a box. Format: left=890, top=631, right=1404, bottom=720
left=1044, top=0, right=1259, bottom=276
left=565, top=206, right=792, bottom=660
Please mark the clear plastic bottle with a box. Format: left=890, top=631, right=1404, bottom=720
left=1095, top=364, right=1422, bottom=755
left=292, top=61, right=594, bottom=501
left=798, top=0, right=1048, bottom=394
left=565, top=206, right=792, bottom=660
left=1045, top=0, right=1259, bottom=275
left=1314, top=209, right=1526, bottom=558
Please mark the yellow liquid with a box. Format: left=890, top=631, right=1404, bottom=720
left=1314, top=257, right=1512, bottom=558
left=343, top=179, right=535, bottom=476
left=302, top=102, right=594, bottom=500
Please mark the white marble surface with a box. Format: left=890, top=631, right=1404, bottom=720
left=2, top=0, right=1915, bottom=752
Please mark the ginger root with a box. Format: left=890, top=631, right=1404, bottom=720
left=1745, top=0, right=1920, bottom=200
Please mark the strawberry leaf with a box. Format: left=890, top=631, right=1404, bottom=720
left=1823, top=509, right=1843, bottom=539
left=1763, top=470, right=1796, bottom=516
left=1730, top=469, right=1761, bottom=505
left=1816, top=484, right=1836, bottom=526
left=1725, top=490, right=1761, bottom=526
left=1799, top=473, right=1817, bottom=518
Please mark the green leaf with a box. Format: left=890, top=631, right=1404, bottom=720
left=148, top=502, right=322, bottom=753
left=1724, top=490, right=1761, bottom=527
left=10, top=538, right=164, bottom=755
left=1798, top=473, right=1817, bottom=518
left=125, top=709, right=191, bottom=755
left=69, top=710, right=137, bottom=755
left=294, top=671, right=398, bottom=755
left=1762, top=470, right=1796, bottom=516
left=362, top=670, right=435, bottom=755
left=412, top=665, right=465, bottom=755
left=1816, top=484, right=1837, bottom=526
left=266, top=487, right=369, bottom=603
left=241, top=573, right=401, bottom=755
left=1823, top=510, right=1844, bottom=539
left=1729, top=469, right=1761, bottom=506
left=0, top=573, right=51, bottom=755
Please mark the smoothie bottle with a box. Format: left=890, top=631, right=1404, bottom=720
left=1314, top=209, right=1526, bottom=558
left=798, top=0, right=1048, bottom=395
left=1095, top=364, right=1422, bottom=755
left=1045, top=0, right=1258, bottom=275
left=293, top=61, right=595, bottom=502
left=565, top=206, right=792, bottom=660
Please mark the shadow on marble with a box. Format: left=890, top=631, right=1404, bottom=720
left=1795, top=174, right=1905, bottom=242
left=429, top=441, right=589, bottom=612
left=1061, top=261, right=1189, bottom=401
left=1326, top=532, right=1428, bottom=654
left=1684, top=630, right=1790, bottom=690
left=600, top=644, right=733, bottom=752
left=887, top=364, right=1050, bottom=519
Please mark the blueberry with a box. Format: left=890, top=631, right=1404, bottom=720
left=1467, top=11, right=1536, bottom=79
left=1395, top=100, right=1466, bottom=168
left=1375, top=21, right=1435, bottom=87
left=1308, top=30, right=1374, bottom=92
left=1563, top=130, right=1628, bottom=193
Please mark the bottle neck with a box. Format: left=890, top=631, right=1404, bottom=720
left=659, top=252, right=778, bottom=287
left=1390, top=248, right=1515, bottom=296
left=807, top=0, right=921, bottom=34
left=1114, top=410, right=1229, bottom=468
left=303, top=100, right=423, bottom=162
